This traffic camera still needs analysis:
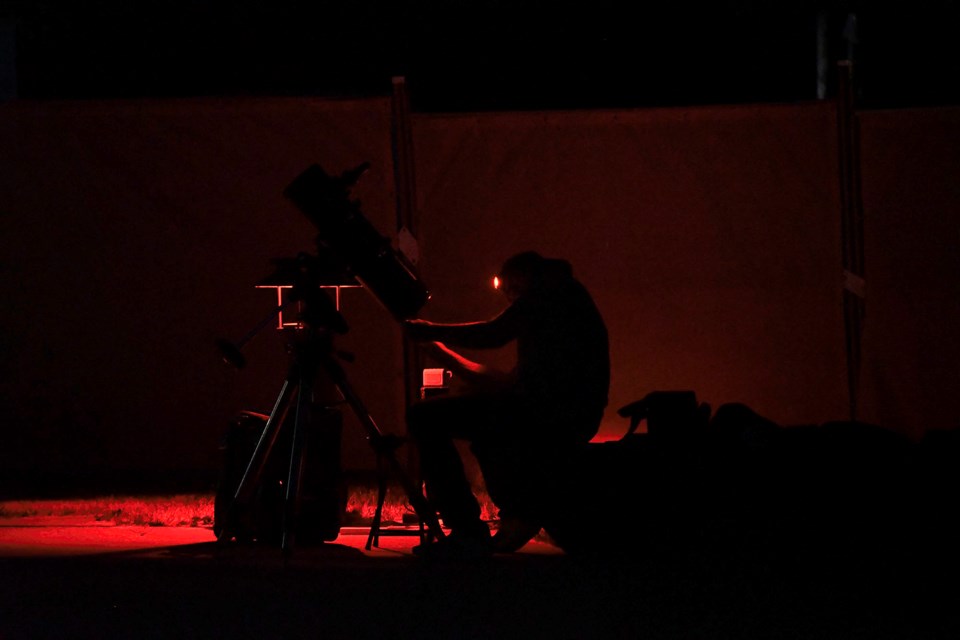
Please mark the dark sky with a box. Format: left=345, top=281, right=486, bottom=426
left=3, top=2, right=959, bottom=110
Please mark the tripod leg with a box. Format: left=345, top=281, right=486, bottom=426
left=221, top=380, right=297, bottom=542
left=323, top=355, right=445, bottom=543
left=281, top=376, right=312, bottom=556
left=365, top=454, right=389, bottom=550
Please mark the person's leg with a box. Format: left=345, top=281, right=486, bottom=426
left=470, top=439, right=546, bottom=552
left=470, top=440, right=535, bottom=518
left=473, top=408, right=604, bottom=552
left=407, top=392, right=515, bottom=540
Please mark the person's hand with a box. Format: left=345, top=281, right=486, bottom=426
left=403, top=318, right=435, bottom=342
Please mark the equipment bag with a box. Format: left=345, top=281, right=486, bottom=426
left=214, top=407, right=347, bottom=545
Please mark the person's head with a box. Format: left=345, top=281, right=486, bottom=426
left=495, top=251, right=572, bottom=302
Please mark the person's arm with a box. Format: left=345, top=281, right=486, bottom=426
left=404, top=303, right=522, bottom=349
left=419, top=341, right=515, bottom=388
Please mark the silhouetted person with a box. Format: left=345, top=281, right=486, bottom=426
left=404, top=251, right=609, bottom=558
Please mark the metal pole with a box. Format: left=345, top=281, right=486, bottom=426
left=836, top=60, right=866, bottom=422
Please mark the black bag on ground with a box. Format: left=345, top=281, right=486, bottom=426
left=213, top=408, right=347, bottom=545
left=539, top=390, right=714, bottom=556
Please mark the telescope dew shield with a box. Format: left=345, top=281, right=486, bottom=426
left=284, top=164, right=430, bottom=320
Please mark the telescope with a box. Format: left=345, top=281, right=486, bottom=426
left=214, top=163, right=443, bottom=556
left=283, top=162, right=429, bottom=321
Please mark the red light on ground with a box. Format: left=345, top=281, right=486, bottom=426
left=493, top=276, right=501, bottom=290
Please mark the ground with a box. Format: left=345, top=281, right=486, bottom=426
left=2, top=514, right=957, bottom=639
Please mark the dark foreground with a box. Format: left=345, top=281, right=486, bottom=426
left=1, top=522, right=958, bottom=640
left=4, top=410, right=959, bottom=639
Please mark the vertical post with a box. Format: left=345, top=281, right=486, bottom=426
left=392, top=77, right=418, bottom=243
left=816, top=10, right=829, bottom=100
left=391, top=76, right=422, bottom=406
left=836, top=60, right=866, bottom=422
left=0, top=22, right=15, bottom=101
left=390, top=76, right=424, bottom=472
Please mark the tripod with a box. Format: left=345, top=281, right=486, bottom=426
left=216, top=257, right=445, bottom=556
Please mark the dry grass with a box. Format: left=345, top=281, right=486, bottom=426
left=0, top=486, right=498, bottom=528
left=0, top=494, right=217, bottom=527
left=345, top=485, right=497, bottom=525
